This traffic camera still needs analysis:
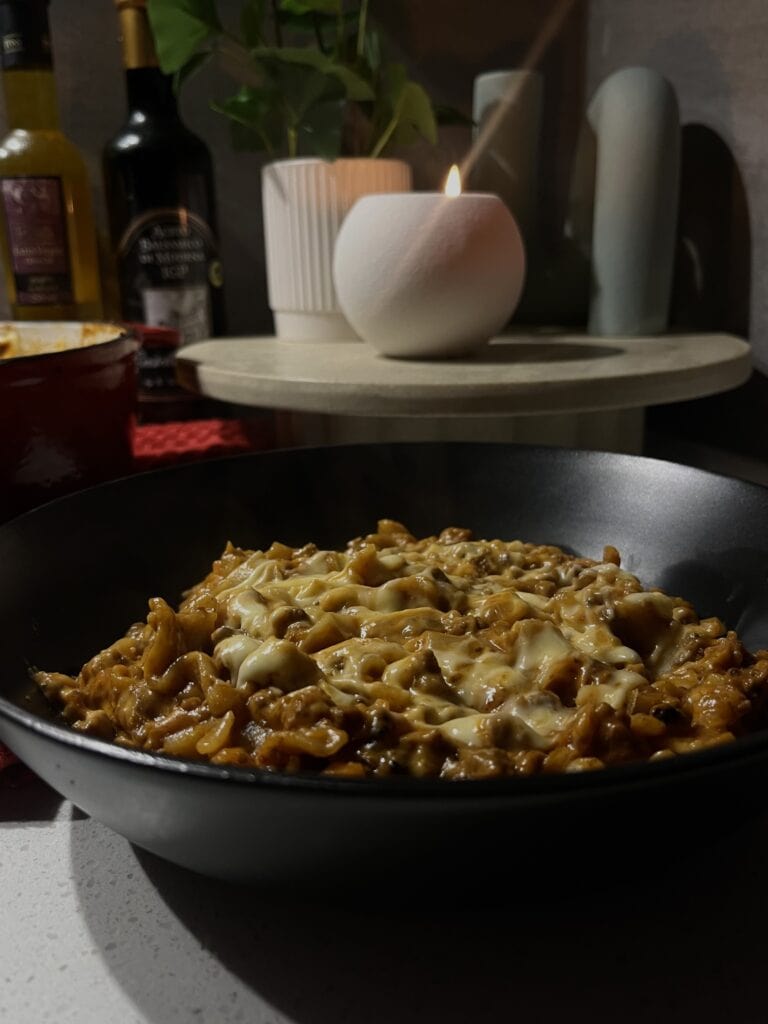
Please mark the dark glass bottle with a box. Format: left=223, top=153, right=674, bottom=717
left=103, top=0, right=225, bottom=347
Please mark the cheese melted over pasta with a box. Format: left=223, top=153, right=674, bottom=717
left=36, top=521, right=768, bottom=778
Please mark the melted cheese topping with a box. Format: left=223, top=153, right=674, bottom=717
left=207, top=529, right=693, bottom=754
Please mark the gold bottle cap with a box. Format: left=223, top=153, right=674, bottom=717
left=115, top=0, right=157, bottom=69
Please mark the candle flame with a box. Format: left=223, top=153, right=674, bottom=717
left=444, top=164, right=462, bottom=197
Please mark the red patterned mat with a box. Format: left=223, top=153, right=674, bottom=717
left=133, top=416, right=276, bottom=470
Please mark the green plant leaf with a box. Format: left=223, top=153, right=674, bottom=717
left=252, top=45, right=374, bottom=101
left=390, top=81, right=438, bottom=146
left=273, top=9, right=337, bottom=42
left=280, top=0, right=341, bottom=14
left=240, top=0, right=267, bottom=46
left=228, top=120, right=270, bottom=152
left=274, top=63, right=338, bottom=125
left=152, top=0, right=444, bottom=160
left=370, top=72, right=439, bottom=157
left=210, top=87, right=265, bottom=126
left=434, top=103, right=473, bottom=127
left=211, top=86, right=282, bottom=153
left=381, top=61, right=407, bottom=104
left=147, top=0, right=222, bottom=73
left=297, top=98, right=345, bottom=158
left=172, top=49, right=213, bottom=92
left=211, top=74, right=346, bottom=157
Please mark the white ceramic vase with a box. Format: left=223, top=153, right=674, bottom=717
left=261, top=157, right=412, bottom=341
left=471, top=70, right=543, bottom=243
left=585, top=67, right=680, bottom=335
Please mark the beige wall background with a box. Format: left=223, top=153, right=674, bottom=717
left=1, top=0, right=766, bottom=372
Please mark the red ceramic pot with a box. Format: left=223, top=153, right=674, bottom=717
left=0, top=322, right=138, bottom=521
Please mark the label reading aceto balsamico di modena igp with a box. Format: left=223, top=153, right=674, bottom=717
left=118, top=208, right=222, bottom=346
left=0, top=176, right=73, bottom=305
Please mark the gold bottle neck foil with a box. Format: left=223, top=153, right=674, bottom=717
left=115, top=0, right=158, bottom=70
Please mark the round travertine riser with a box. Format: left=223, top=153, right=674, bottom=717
left=176, top=332, right=751, bottom=420
left=333, top=192, right=526, bottom=358
left=261, top=158, right=412, bottom=341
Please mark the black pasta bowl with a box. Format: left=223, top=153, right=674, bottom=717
left=3, top=442, right=768, bottom=886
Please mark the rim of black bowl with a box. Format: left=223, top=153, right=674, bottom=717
left=3, top=440, right=768, bottom=799
left=3, top=690, right=768, bottom=798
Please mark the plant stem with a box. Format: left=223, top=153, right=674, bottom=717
left=369, top=111, right=397, bottom=158
left=287, top=125, right=298, bottom=158
left=335, top=0, right=344, bottom=59
left=312, top=13, right=327, bottom=54
left=271, top=0, right=283, bottom=47
left=356, top=0, right=368, bottom=60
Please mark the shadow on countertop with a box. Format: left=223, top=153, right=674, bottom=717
left=69, top=809, right=768, bottom=1024
left=0, top=769, right=67, bottom=823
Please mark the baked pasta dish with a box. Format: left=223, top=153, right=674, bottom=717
left=36, top=521, right=768, bottom=779
left=0, top=322, right=118, bottom=359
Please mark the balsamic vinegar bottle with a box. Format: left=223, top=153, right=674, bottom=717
left=103, top=0, right=225, bottom=345
left=0, top=0, right=102, bottom=320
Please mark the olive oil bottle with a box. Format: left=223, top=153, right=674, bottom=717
left=0, top=0, right=102, bottom=320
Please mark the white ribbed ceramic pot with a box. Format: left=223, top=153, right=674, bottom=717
left=262, top=158, right=412, bottom=341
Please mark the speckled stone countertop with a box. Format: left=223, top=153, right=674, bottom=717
left=3, top=770, right=768, bottom=1024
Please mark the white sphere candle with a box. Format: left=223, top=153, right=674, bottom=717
left=333, top=167, right=526, bottom=359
